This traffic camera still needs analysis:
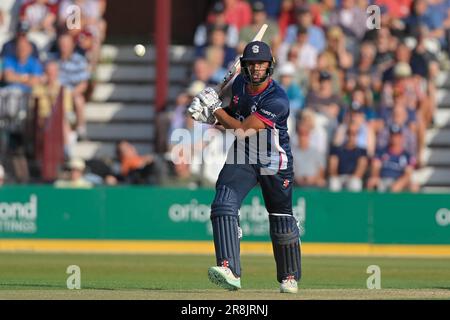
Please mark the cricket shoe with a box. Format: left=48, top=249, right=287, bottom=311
left=280, top=275, right=298, bottom=294
left=208, top=266, right=241, bottom=291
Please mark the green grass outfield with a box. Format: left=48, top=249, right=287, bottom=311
left=0, top=253, right=449, bottom=300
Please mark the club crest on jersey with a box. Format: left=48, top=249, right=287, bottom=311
left=252, top=45, right=259, bottom=53
left=283, top=179, right=290, bottom=188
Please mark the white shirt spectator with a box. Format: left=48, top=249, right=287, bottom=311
left=277, top=42, right=318, bottom=70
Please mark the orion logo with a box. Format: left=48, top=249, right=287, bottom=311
left=436, top=208, right=450, bottom=227
left=252, top=45, right=260, bottom=54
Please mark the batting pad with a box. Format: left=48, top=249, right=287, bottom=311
left=211, top=185, right=241, bottom=277
left=269, top=214, right=302, bottom=282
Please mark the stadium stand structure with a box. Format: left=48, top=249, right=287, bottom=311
left=416, top=68, right=450, bottom=192
left=71, top=44, right=194, bottom=160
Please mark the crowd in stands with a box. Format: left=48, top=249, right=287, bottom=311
left=167, top=0, right=449, bottom=193
left=0, top=0, right=106, bottom=185
left=0, top=0, right=447, bottom=192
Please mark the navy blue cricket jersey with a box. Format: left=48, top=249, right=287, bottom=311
left=224, top=74, right=293, bottom=172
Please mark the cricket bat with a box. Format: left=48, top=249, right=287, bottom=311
left=216, top=23, right=268, bottom=97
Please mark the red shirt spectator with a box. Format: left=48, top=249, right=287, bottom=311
left=223, top=0, right=252, bottom=30
left=278, top=0, right=296, bottom=39
left=376, top=0, right=412, bottom=19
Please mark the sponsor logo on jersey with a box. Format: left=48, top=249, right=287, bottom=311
left=259, top=108, right=276, bottom=118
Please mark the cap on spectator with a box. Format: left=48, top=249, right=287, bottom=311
left=17, top=21, right=31, bottom=34
left=394, top=62, right=412, bottom=78
left=319, top=71, right=331, bottom=82
left=68, top=158, right=86, bottom=171
left=295, top=4, right=310, bottom=14
left=252, top=1, right=265, bottom=12
left=389, top=124, right=403, bottom=135
left=279, top=62, right=296, bottom=77
left=187, top=80, right=206, bottom=97
left=212, top=1, right=225, bottom=14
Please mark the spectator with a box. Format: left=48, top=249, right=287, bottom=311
left=377, top=104, right=418, bottom=158
left=310, top=0, right=336, bottom=28
left=323, top=26, right=353, bottom=72
left=367, top=125, right=419, bottom=192
left=250, top=0, right=282, bottom=19
left=84, top=158, right=118, bottom=186
left=192, top=58, right=213, bottom=85
left=195, top=1, right=239, bottom=48
left=1, top=21, right=39, bottom=59
left=305, top=71, right=344, bottom=137
left=276, top=62, right=304, bottom=136
left=329, top=123, right=368, bottom=192
left=195, top=26, right=236, bottom=70
left=310, top=51, right=341, bottom=95
left=346, top=41, right=381, bottom=94
left=204, top=45, right=228, bottom=85
left=0, top=0, right=20, bottom=48
left=58, top=0, right=107, bottom=70
left=284, top=4, right=326, bottom=52
left=55, top=33, right=90, bottom=140
left=376, top=0, right=412, bottom=19
left=278, top=0, right=295, bottom=40
left=32, top=60, right=76, bottom=156
left=54, top=158, right=93, bottom=188
left=373, top=27, right=395, bottom=74
left=223, top=0, right=253, bottom=31
left=19, top=0, right=58, bottom=50
left=294, top=109, right=329, bottom=163
left=277, top=25, right=318, bottom=71
left=403, top=0, right=445, bottom=49
left=238, top=1, right=281, bottom=54
left=3, top=36, right=43, bottom=93
left=292, top=120, right=327, bottom=188
left=329, top=0, right=367, bottom=42
left=277, top=62, right=304, bottom=111
left=20, top=0, right=57, bottom=33
left=116, top=140, right=163, bottom=185
left=334, top=100, right=376, bottom=156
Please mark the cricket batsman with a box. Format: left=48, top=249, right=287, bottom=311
left=188, top=41, right=301, bottom=293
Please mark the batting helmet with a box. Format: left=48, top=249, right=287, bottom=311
left=240, top=41, right=275, bottom=84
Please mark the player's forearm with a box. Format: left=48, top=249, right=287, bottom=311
left=214, top=109, right=243, bottom=130
left=214, top=109, right=257, bottom=140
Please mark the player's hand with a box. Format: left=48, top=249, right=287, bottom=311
left=188, top=97, right=217, bottom=124
left=197, top=87, right=222, bottom=114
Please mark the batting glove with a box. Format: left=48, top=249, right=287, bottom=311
left=197, top=87, right=223, bottom=114
left=188, top=97, right=217, bottom=124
